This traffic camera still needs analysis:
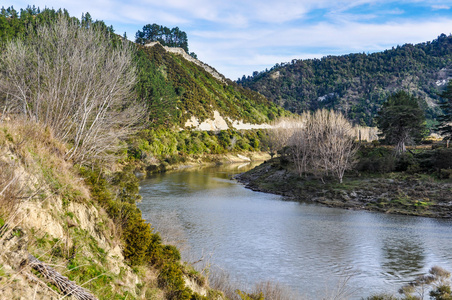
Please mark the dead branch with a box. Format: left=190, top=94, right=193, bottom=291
left=28, top=254, right=97, bottom=300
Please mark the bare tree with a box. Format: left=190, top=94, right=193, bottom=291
left=266, top=116, right=300, bottom=158
left=0, top=15, right=144, bottom=165
left=286, top=109, right=357, bottom=183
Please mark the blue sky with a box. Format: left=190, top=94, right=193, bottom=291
left=3, top=1, right=452, bottom=80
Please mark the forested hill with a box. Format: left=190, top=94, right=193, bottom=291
left=137, top=42, right=288, bottom=127
left=238, top=34, right=452, bottom=126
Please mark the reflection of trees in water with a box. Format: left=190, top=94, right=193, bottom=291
left=381, top=236, right=425, bottom=278
left=151, top=163, right=261, bottom=194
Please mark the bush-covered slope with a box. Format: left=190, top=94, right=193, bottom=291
left=139, top=43, right=288, bottom=126
left=0, top=6, right=288, bottom=130
left=238, top=34, right=452, bottom=126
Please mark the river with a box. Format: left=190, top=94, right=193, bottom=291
left=138, top=163, right=452, bottom=299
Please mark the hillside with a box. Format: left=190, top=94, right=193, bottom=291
left=238, top=34, right=452, bottom=126
left=137, top=42, right=288, bottom=130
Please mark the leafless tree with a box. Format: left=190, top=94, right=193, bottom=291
left=266, top=116, right=300, bottom=158
left=270, top=110, right=357, bottom=183
left=0, top=15, right=144, bottom=165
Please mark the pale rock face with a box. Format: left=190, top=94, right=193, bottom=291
left=184, top=110, right=272, bottom=131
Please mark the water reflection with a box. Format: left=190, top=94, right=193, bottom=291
left=382, top=237, right=425, bottom=278
left=138, top=164, right=452, bottom=299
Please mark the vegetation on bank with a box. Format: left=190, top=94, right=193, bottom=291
left=237, top=142, right=452, bottom=217
left=127, top=128, right=265, bottom=169
left=0, top=9, right=217, bottom=299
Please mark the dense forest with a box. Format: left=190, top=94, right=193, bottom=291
left=238, top=35, right=452, bottom=127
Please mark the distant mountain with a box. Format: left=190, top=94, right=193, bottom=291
left=238, top=34, right=452, bottom=126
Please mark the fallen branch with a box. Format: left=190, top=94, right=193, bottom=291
left=28, top=254, right=97, bottom=300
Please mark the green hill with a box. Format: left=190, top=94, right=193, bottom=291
left=238, top=34, right=452, bottom=126
left=136, top=42, right=287, bottom=129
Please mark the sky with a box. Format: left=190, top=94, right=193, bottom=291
left=3, top=1, right=452, bottom=80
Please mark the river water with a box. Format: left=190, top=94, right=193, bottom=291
left=138, top=163, right=452, bottom=299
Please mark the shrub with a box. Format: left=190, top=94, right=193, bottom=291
left=395, top=153, right=418, bottom=172
left=123, top=214, right=153, bottom=265
left=158, top=262, right=192, bottom=300
left=356, top=146, right=396, bottom=173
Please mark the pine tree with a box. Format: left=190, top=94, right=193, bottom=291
left=437, top=80, right=452, bottom=147
left=376, top=91, right=427, bottom=154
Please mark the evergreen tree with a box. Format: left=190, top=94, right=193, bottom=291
left=135, top=23, right=189, bottom=53
left=437, top=80, right=452, bottom=145
left=376, top=91, right=427, bottom=154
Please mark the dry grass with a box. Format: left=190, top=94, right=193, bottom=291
left=0, top=117, right=90, bottom=203
left=207, top=266, right=303, bottom=300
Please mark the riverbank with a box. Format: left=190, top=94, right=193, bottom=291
left=141, top=151, right=271, bottom=175
left=235, top=157, right=452, bottom=218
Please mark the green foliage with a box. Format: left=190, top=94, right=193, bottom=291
left=135, top=23, right=189, bottom=53
left=437, top=80, right=452, bottom=141
left=376, top=91, right=427, bottom=154
left=158, top=262, right=191, bottom=299
left=236, top=289, right=265, bottom=300
left=134, top=46, right=179, bottom=126
left=123, top=214, right=153, bottom=265
left=356, top=146, right=396, bottom=173
left=430, top=285, right=452, bottom=300
left=239, top=34, right=452, bottom=126
left=140, top=43, right=288, bottom=126
left=0, top=6, right=116, bottom=45
left=127, top=128, right=265, bottom=162
left=401, top=266, right=452, bottom=300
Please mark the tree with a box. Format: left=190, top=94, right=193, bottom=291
left=0, top=15, right=143, bottom=165
left=265, top=117, right=298, bottom=158
left=290, top=109, right=357, bottom=183
left=269, top=110, right=357, bottom=183
left=376, top=91, right=427, bottom=154
left=135, top=23, right=189, bottom=53
left=437, top=80, right=452, bottom=147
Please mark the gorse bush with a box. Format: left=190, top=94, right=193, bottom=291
left=80, top=166, right=202, bottom=299
left=356, top=146, right=396, bottom=173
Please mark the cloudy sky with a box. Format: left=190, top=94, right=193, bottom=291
left=3, top=1, right=452, bottom=80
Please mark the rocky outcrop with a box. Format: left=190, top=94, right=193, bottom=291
left=184, top=110, right=272, bottom=131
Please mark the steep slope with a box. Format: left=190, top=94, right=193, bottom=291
left=0, top=119, right=146, bottom=299
left=139, top=42, right=288, bottom=130
left=0, top=118, right=217, bottom=299
left=239, top=34, right=452, bottom=126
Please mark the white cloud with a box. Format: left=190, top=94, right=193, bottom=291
left=432, top=5, right=450, bottom=10
left=3, top=0, right=452, bottom=79
left=191, top=18, right=452, bottom=79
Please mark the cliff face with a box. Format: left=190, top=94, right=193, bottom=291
left=0, top=119, right=159, bottom=299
